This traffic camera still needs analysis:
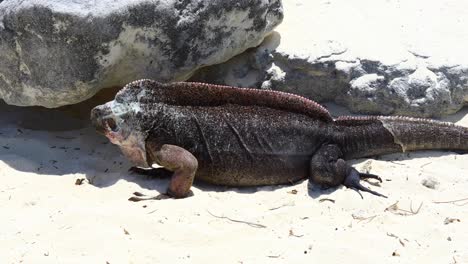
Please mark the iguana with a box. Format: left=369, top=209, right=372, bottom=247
left=90, top=79, right=468, bottom=200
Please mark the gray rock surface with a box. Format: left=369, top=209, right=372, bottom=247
left=191, top=0, right=468, bottom=117
left=0, top=0, right=283, bottom=107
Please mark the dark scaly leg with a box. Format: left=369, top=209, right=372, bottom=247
left=309, top=143, right=387, bottom=198
left=129, top=143, right=198, bottom=201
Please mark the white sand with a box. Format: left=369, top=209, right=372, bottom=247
left=0, top=98, right=467, bottom=264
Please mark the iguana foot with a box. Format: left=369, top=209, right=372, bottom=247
left=343, top=168, right=387, bottom=198
left=310, top=143, right=387, bottom=198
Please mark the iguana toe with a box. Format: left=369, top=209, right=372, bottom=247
left=358, top=172, right=383, bottom=183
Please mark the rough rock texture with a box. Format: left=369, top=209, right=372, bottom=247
left=0, top=0, right=283, bottom=107
left=191, top=0, right=468, bottom=117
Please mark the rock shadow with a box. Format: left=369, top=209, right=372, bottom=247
left=0, top=87, right=126, bottom=185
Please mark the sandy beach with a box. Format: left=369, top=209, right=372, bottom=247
left=0, top=98, right=466, bottom=264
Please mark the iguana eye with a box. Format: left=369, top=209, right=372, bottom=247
left=105, top=118, right=119, bottom=132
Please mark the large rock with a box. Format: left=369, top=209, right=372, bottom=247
left=191, top=0, right=468, bottom=117
left=0, top=0, right=283, bottom=107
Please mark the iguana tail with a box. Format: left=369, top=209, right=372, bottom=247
left=333, top=116, right=468, bottom=159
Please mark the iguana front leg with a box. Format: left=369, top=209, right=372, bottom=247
left=309, top=143, right=387, bottom=198
left=129, top=142, right=198, bottom=201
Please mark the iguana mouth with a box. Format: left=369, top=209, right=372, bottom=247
left=91, top=104, right=124, bottom=141
left=103, top=121, right=124, bottom=144
left=105, top=118, right=118, bottom=132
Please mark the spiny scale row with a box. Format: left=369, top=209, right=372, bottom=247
left=334, top=115, right=458, bottom=127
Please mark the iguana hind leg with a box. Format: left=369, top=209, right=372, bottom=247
left=309, top=143, right=387, bottom=198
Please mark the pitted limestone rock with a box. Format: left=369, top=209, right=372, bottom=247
left=0, top=0, right=283, bottom=107
left=191, top=0, right=468, bottom=117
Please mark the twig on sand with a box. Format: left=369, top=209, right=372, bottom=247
left=289, top=229, right=304, bottom=238
left=319, top=198, right=335, bottom=203
left=385, top=201, right=423, bottom=216
left=389, top=161, right=405, bottom=166
left=75, top=178, right=85, bottom=185
left=386, top=233, right=407, bottom=247
left=269, top=201, right=295, bottom=210
left=352, top=214, right=377, bottom=223
left=420, top=162, right=432, bottom=168
left=444, top=217, right=461, bottom=225
left=207, top=210, right=267, bottom=229
left=433, top=197, right=468, bottom=206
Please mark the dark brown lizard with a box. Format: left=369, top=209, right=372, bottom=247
left=90, top=79, right=468, bottom=199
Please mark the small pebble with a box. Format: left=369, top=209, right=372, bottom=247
left=421, top=176, right=439, bottom=189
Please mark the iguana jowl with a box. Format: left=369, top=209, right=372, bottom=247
left=90, top=80, right=468, bottom=199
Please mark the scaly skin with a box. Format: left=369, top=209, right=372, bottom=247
left=90, top=80, right=468, bottom=199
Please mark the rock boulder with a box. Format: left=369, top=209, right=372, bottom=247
left=192, top=0, right=468, bottom=117
left=0, top=0, right=283, bottom=107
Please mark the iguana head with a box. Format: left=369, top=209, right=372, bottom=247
left=90, top=79, right=156, bottom=168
